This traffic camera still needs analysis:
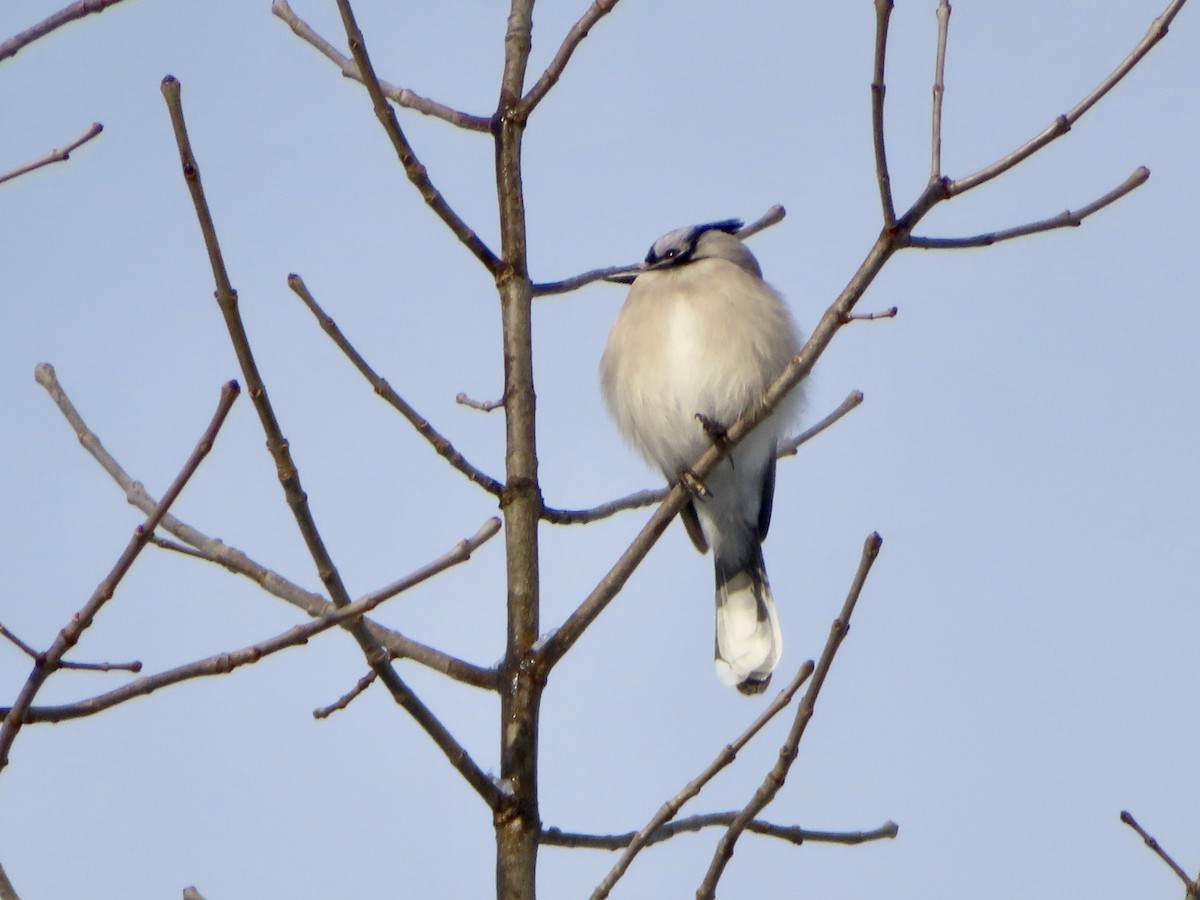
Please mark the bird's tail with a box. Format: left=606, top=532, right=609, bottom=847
left=713, top=544, right=782, bottom=695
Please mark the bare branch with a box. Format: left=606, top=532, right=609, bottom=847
left=911, top=167, right=1150, bottom=249
left=776, top=390, right=864, bottom=457
left=591, top=661, right=814, bottom=899
left=0, top=863, right=19, bottom=900
left=518, top=0, right=621, bottom=119
left=871, top=0, right=897, bottom=225
left=0, top=625, right=39, bottom=661
left=948, top=0, right=1188, bottom=196
left=697, top=533, right=884, bottom=899
left=532, top=263, right=643, bottom=297
left=456, top=392, right=505, bottom=413
left=161, top=76, right=504, bottom=809
left=35, top=363, right=497, bottom=690
left=270, top=0, right=490, bottom=131
left=0, top=380, right=239, bottom=773
left=735, top=204, right=787, bottom=240
left=931, top=1, right=951, bottom=180
left=0, top=122, right=102, bottom=186
left=841, top=306, right=898, bottom=323
left=0, top=1, right=132, bottom=63
left=4, top=518, right=502, bottom=727
left=530, top=204, right=787, bottom=297
left=329, top=0, right=503, bottom=274
left=1120, top=810, right=1199, bottom=893
left=287, top=273, right=504, bottom=497
left=314, top=668, right=379, bottom=719
left=542, top=487, right=666, bottom=525
left=1, top=621, right=141, bottom=673
left=544, top=816, right=898, bottom=851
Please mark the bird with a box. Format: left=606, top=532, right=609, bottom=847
left=600, top=219, right=803, bottom=694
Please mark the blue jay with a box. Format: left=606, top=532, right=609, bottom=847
left=600, top=220, right=803, bottom=694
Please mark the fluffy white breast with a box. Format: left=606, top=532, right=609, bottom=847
left=600, top=258, right=803, bottom=476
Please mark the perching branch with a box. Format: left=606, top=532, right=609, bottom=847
left=910, top=167, right=1150, bottom=248
left=3, top=518, right=501, bottom=726
left=0, top=0, right=134, bottom=63
left=287, top=273, right=505, bottom=497
left=518, top=0, right=621, bottom=120
left=590, top=661, right=815, bottom=899
left=270, top=0, right=490, bottom=132
left=331, top=0, right=503, bottom=275
left=541, top=390, right=863, bottom=525
left=161, top=75, right=503, bottom=810
left=0, top=380, right=240, bottom=773
left=697, top=533, right=884, bottom=899
left=0, top=122, right=102, bottom=186
left=34, top=363, right=497, bottom=690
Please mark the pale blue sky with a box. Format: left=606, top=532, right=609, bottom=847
left=2, top=1, right=1197, bottom=897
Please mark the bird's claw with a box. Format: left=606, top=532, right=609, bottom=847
left=678, top=467, right=712, bottom=499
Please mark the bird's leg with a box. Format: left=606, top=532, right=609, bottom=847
left=695, top=412, right=735, bottom=470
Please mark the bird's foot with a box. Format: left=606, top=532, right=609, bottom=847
left=677, top=467, right=711, bottom=499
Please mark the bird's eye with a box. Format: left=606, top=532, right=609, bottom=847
left=663, top=248, right=680, bottom=259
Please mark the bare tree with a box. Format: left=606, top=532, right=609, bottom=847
left=1, top=1, right=1195, bottom=897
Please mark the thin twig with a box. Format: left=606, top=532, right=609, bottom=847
left=518, top=0, right=621, bottom=120
left=911, top=167, right=1150, bottom=248
left=931, top=1, right=951, bottom=181
left=161, top=76, right=503, bottom=810
left=948, top=0, right=1188, bottom=196
left=530, top=204, right=786, bottom=297
left=287, top=273, right=504, bottom=497
left=736, top=205, right=787, bottom=240
left=35, top=363, right=497, bottom=690
left=591, top=661, right=815, bottom=899
left=544, top=817, right=898, bottom=851
left=314, top=668, right=379, bottom=719
left=270, top=0, right=490, bottom=131
left=0, top=625, right=39, bottom=660
left=0, top=623, right=139, bottom=672
left=3, top=519, right=501, bottom=726
left=0, top=122, right=103, bottom=186
left=1120, top=810, right=1199, bottom=891
left=0, top=381, right=239, bottom=773
left=776, top=390, right=864, bottom=456
left=456, top=392, right=505, bottom=413
left=697, top=533, right=884, bottom=899
left=148, top=534, right=211, bottom=561
left=0, top=0, right=133, bottom=63
left=331, top=0, right=503, bottom=274
left=841, top=306, right=898, bottom=323
left=871, top=0, right=896, bottom=226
